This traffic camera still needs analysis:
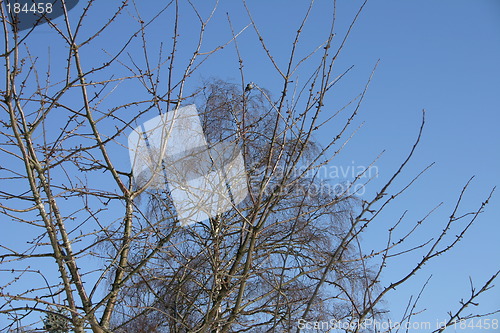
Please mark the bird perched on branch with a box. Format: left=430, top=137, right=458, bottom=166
left=245, top=82, right=254, bottom=93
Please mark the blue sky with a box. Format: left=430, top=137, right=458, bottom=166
left=2, top=0, right=499, bottom=331
left=146, top=0, right=499, bottom=328
left=307, top=0, right=500, bottom=329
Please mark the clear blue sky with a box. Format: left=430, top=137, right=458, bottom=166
left=186, top=1, right=500, bottom=329
left=3, top=0, right=499, bottom=331
left=124, top=0, right=499, bottom=329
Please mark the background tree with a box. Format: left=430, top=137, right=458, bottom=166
left=110, top=79, right=364, bottom=332
left=0, top=1, right=498, bottom=332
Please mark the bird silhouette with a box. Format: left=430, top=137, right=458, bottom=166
left=245, top=82, right=254, bottom=93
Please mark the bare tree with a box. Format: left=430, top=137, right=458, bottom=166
left=0, top=1, right=498, bottom=332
